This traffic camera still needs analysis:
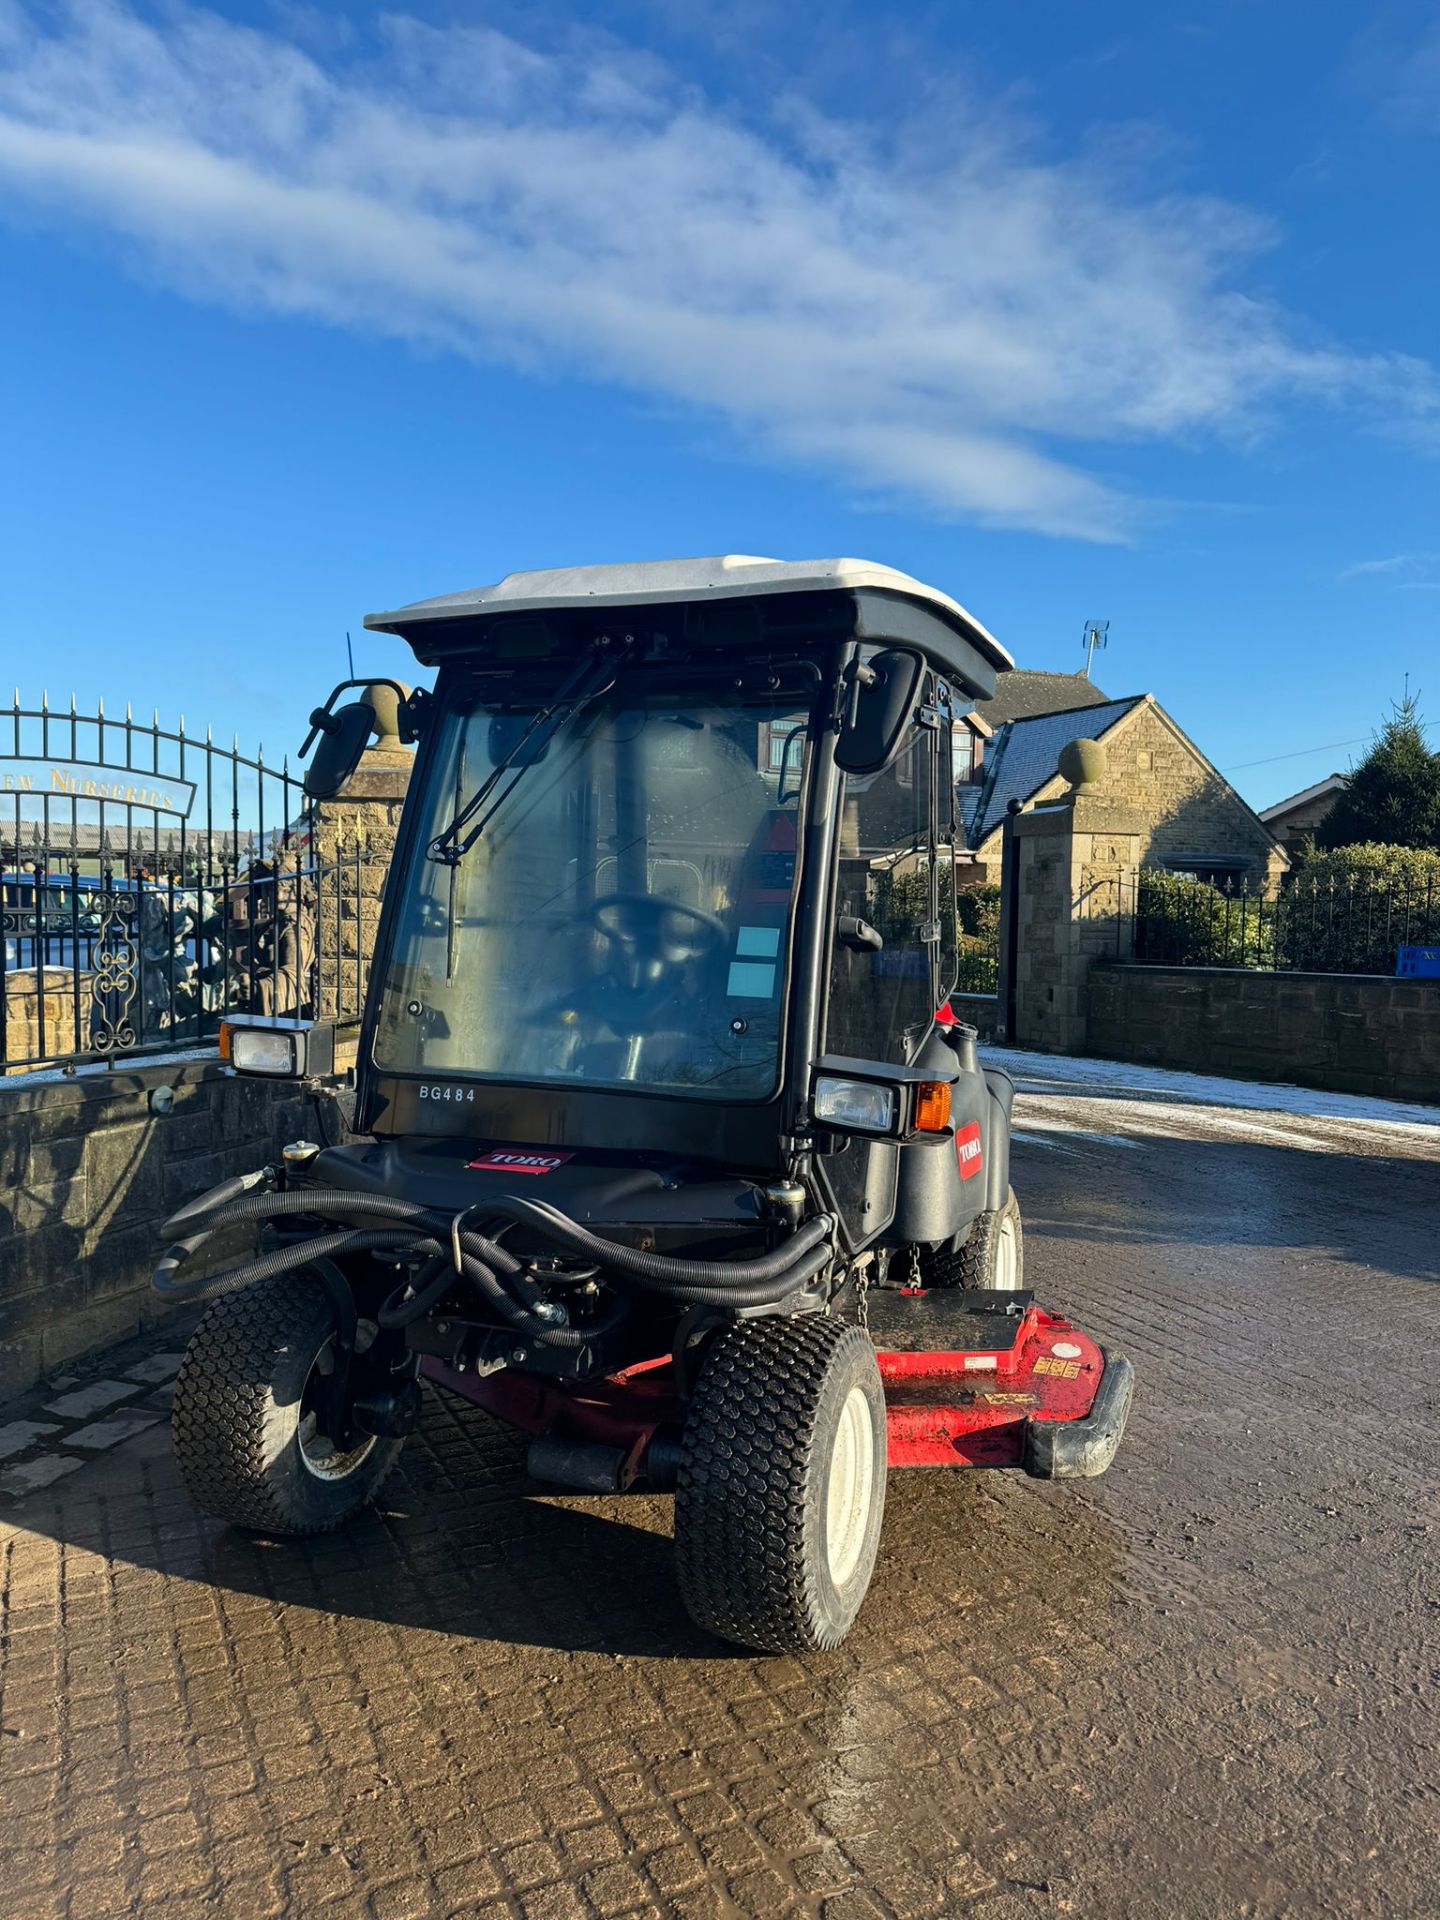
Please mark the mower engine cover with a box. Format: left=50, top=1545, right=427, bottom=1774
left=309, top=1138, right=774, bottom=1261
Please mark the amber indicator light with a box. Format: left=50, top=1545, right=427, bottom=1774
left=914, top=1081, right=952, bottom=1132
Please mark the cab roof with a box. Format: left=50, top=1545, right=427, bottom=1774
left=364, top=555, right=1014, bottom=678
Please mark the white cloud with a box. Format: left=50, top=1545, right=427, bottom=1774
left=1338, top=552, right=1439, bottom=584
left=0, top=0, right=1436, bottom=540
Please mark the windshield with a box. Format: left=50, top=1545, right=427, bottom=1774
left=374, top=679, right=812, bottom=1101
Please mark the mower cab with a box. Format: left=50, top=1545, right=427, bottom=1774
left=163, top=557, right=1132, bottom=1654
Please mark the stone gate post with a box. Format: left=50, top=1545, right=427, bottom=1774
left=996, top=739, right=1140, bottom=1052
left=309, top=684, right=414, bottom=1026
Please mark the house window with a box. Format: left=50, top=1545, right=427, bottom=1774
left=1160, top=857, right=1249, bottom=889
left=760, top=718, right=809, bottom=777
left=952, top=723, right=985, bottom=783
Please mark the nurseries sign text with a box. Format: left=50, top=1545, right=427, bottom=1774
left=0, top=757, right=197, bottom=817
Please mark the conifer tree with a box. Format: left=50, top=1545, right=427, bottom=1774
left=1317, top=693, right=1440, bottom=852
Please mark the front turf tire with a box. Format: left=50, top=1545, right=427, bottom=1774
left=675, top=1317, right=888, bottom=1654
left=172, top=1272, right=406, bottom=1535
left=920, top=1186, right=1024, bottom=1291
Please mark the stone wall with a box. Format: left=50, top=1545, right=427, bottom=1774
left=974, top=697, right=1287, bottom=888
left=0, top=1058, right=336, bottom=1399
left=1086, top=964, right=1440, bottom=1105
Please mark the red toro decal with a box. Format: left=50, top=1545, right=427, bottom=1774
left=955, top=1121, right=983, bottom=1181
left=467, top=1149, right=574, bottom=1176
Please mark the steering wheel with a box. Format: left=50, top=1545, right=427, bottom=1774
left=588, top=892, right=727, bottom=997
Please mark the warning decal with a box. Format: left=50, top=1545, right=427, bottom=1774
left=467, top=1149, right=574, bottom=1176
left=955, top=1121, right=983, bottom=1181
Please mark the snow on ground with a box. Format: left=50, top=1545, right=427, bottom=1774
left=984, top=1046, right=1439, bottom=1161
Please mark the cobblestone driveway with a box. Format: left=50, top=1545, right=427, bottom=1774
left=2, top=1055, right=1437, bottom=1920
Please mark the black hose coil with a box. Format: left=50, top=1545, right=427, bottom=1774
left=153, top=1177, right=834, bottom=1340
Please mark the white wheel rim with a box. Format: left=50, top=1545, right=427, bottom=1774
left=825, top=1386, right=876, bottom=1587
left=297, top=1337, right=378, bottom=1481
left=297, top=1415, right=376, bottom=1481
left=994, top=1215, right=1018, bottom=1290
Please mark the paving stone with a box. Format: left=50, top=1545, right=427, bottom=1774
left=66, top=1411, right=165, bottom=1452
left=42, top=1379, right=139, bottom=1420
left=123, top=1353, right=186, bottom=1386
left=0, top=1420, right=61, bottom=1461
left=0, top=1453, right=84, bottom=1497
left=2, top=1113, right=1437, bottom=1920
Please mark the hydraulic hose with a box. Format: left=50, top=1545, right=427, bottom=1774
left=153, top=1177, right=835, bottom=1335
left=154, top=1189, right=623, bottom=1346
left=161, top=1167, right=269, bottom=1238
left=480, top=1196, right=833, bottom=1287
left=153, top=1225, right=424, bottom=1303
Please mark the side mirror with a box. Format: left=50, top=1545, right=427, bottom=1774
left=302, top=702, right=376, bottom=799
left=834, top=648, right=924, bottom=774
left=299, top=677, right=426, bottom=800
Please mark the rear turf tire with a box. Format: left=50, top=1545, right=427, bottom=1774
left=172, top=1272, right=406, bottom=1535
left=675, top=1317, right=887, bottom=1653
left=919, top=1186, right=1024, bottom=1290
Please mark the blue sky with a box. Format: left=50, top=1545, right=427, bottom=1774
left=1, top=0, right=1437, bottom=808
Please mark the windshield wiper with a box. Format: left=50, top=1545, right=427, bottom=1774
left=427, top=640, right=632, bottom=867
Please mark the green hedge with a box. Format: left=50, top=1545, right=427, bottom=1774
left=1134, top=872, right=1274, bottom=967
left=1132, top=850, right=1440, bottom=975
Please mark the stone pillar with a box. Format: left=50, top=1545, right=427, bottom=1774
left=311, top=685, right=415, bottom=1025
left=997, top=739, right=1141, bottom=1053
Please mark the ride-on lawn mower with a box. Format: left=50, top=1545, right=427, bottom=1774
left=159, top=558, right=1132, bottom=1654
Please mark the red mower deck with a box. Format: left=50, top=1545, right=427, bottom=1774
left=866, top=1288, right=1133, bottom=1478
left=424, top=1288, right=1132, bottom=1488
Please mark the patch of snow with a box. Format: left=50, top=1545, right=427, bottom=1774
left=985, top=1046, right=1439, bottom=1136
left=1009, top=1115, right=1141, bottom=1150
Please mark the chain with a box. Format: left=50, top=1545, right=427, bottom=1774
left=908, top=1242, right=922, bottom=1289
left=856, top=1255, right=869, bottom=1334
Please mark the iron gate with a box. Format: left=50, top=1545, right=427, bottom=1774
left=1, top=694, right=383, bottom=1073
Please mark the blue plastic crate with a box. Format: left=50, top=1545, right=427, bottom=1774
left=1397, top=945, right=1440, bottom=978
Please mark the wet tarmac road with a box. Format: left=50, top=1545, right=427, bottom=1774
left=2, top=1055, right=1438, bottom=1920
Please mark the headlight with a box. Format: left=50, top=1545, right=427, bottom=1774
left=228, top=1027, right=300, bottom=1076
left=813, top=1075, right=896, bottom=1133
left=220, top=1019, right=334, bottom=1079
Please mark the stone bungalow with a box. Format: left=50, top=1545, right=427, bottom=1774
left=1258, top=773, right=1349, bottom=856
left=958, top=682, right=1289, bottom=889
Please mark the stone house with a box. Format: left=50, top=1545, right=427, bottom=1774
left=953, top=668, right=1111, bottom=786
left=1258, top=774, right=1349, bottom=856
left=958, top=692, right=1289, bottom=889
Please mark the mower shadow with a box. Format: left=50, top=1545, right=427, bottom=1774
left=199, top=1411, right=728, bottom=1661
left=51, top=1392, right=1128, bottom=1667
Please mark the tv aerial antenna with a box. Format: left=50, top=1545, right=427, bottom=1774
left=1081, top=618, right=1109, bottom=680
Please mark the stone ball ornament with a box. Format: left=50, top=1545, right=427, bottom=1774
left=361, top=681, right=411, bottom=741
left=1058, top=736, right=1107, bottom=794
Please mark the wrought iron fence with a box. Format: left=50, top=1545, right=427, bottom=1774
left=1, top=695, right=386, bottom=1073
left=954, top=881, right=1001, bottom=995
left=1086, top=866, right=1440, bottom=977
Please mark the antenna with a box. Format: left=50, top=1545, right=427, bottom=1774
left=1081, top=618, right=1109, bottom=680
left=346, top=631, right=356, bottom=679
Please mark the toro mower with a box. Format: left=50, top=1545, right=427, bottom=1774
left=159, top=557, right=1132, bottom=1654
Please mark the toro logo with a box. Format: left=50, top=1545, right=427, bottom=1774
left=954, top=1121, right=983, bottom=1181
left=467, top=1149, right=574, bottom=1176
